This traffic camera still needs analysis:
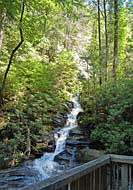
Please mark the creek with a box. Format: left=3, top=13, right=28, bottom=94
left=0, top=95, right=83, bottom=190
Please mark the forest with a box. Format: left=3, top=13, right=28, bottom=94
left=0, top=0, right=132, bottom=169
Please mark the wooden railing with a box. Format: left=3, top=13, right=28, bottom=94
left=21, top=154, right=133, bottom=190
left=110, top=155, right=133, bottom=190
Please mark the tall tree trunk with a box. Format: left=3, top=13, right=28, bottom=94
left=97, top=0, right=102, bottom=85
left=0, top=29, right=3, bottom=48
left=0, top=1, right=25, bottom=105
left=0, top=10, right=6, bottom=49
left=103, top=0, right=108, bottom=81
left=113, top=0, right=118, bottom=79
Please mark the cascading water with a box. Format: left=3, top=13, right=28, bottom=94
left=32, top=95, right=83, bottom=179
left=0, top=95, right=83, bottom=189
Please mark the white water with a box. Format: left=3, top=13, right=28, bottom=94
left=33, top=95, right=83, bottom=179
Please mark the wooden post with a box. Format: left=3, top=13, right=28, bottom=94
left=129, top=165, right=132, bottom=190
left=90, top=172, right=93, bottom=190
left=68, top=183, right=71, bottom=190
left=106, top=165, right=111, bottom=190
left=121, top=164, right=128, bottom=190
left=93, top=170, right=95, bottom=190
left=99, top=168, right=101, bottom=190
left=116, top=164, right=119, bottom=190
left=86, top=173, right=90, bottom=190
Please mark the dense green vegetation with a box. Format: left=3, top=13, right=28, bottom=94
left=81, top=77, right=133, bottom=154
left=0, top=0, right=132, bottom=168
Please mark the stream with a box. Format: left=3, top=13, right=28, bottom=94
left=0, top=95, right=83, bottom=190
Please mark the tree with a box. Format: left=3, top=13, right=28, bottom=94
left=97, top=0, right=102, bottom=85
left=103, top=0, right=108, bottom=81
left=113, top=0, right=118, bottom=79
left=0, top=9, right=5, bottom=49
left=0, top=0, right=25, bottom=105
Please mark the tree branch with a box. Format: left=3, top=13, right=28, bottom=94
left=0, top=0, right=25, bottom=105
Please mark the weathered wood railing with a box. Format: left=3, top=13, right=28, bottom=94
left=110, top=155, right=133, bottom=190
left=21, top=154, right=133, bottom=190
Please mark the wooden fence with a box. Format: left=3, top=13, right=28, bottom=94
left=21, top=154, right=133, bottom=190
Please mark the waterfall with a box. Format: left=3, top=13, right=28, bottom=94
left=32, top=95, right=83, bottom=179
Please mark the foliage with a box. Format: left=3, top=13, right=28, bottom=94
left=54, top=50, right=82, bottom=99
left=81, top=77, right=133, bottom=154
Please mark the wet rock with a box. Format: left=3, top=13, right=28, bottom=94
left=65, top=148, right=77, bottom=156
left=66, top=139, right=89, bottom=147
left=70, top=128, right=84, bottom=136
left=54, top=148, right=77, bottom=168
left=0, top=166, right=39, bottom=190
left=67, top=136, right=86, bottom=141
left=64, top=100, right=74, bottom=110
left=76, top=148, right=104, bottom=163
left=54, top=153, right=71, bottom=162
left=53, top=113, right=68, bottom=128
left=77, top=112, right=84, bottom=124
left=53, top=100, right=74, bottom=128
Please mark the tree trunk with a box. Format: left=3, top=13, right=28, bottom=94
left=0, top=27, right=4, bottom=49
left=25, top=127, right=31, bottom=158
left=103, top=0, right=108, bottom=81
left=0, top=10, right=6, bottom=49
left=10, top=149, right=16, bottom=167
left=97, top=0, right=102, bottom=85
left=113, top=0, right=118, bottom=79
left=0, top=1, right=25, bottom=105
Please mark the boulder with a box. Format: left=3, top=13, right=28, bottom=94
left=76, top=148, right=104, bottom=163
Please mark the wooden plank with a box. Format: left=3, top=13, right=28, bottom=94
left=121, top=164, right=128, bottom=190
left=129, top=165, right=132, bottom=190
left=101, top=166, right=104, bottom=190
left=116, top=164, right=119, bottom=190
left=105, top=165, right=109, bottom=190
left=93, top=170, right=95, bottom=190
left=106, top=165, right=111, bottom=190
left=101, top=165, right=108, bottom=190
left=83, top=174, right=87, bottom=190
left=99, top=167, right=101, bottom=190
left=103, top=166, right=107, bottom=190
left=70, top=180, right=75, bottom=190
left=71, top=179, right=78, bottom=190
left=79, top=176, right=85, bottom=190
left=90, top=172, right=93, bottom=190
left=110, top=154, right=133, bottom=164
left=67, top=183, right=71, bottom=190
left=94, top=168, right=99, bottom=190
left=110, top=162, right=115, bottom=190
left=86, top=173, right=90, bottom=190
left=113, top=163, right=118, bottom=190
left=77, top=177, right=80, bottom=190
